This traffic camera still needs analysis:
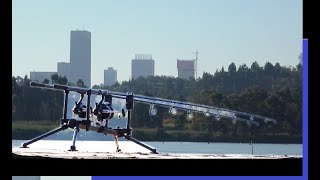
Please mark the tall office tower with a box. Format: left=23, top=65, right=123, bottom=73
left=12, top=177, right=40, bottom=180
left=70, top=30, right=91, bottom=87
left=131, top=54, right=155, bottom=79
left=104, top=67, right=117, bottom=86
left=177, top=59, right=195, bottom=80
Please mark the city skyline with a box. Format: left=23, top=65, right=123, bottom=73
left=13, top=0, right=302, bottom=86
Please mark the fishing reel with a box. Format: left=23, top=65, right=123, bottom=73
left=93, top=95, right=115, bottom=122
left=72, top=94, right=92, bottom=118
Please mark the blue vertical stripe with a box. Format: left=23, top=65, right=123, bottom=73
left=302, top=39, right=308, bottom=178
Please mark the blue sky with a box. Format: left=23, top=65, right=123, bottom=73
left=12, top=0, right=302, bottom=86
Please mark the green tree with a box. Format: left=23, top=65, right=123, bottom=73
left=42, top=78, right=49, bottom=84
left=76, top=79, right=85, bottom=87
left=228, top=62, right=237, bottom=74
left=51, top=73, right=59, bottom=84
left=264, top=62, right=274, bottom=76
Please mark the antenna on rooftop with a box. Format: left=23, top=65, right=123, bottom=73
left=193, top=50, right=198, bottom=79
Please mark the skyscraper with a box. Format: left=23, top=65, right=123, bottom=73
left=131, top=54, right=155, bottom=79
left=69, top=30, right=91, bottom=87
left=177, top=59, right=195, bottom=80
left=104, top=67, right=117, bottom=86
left=57, top=62, right=71, bottom=79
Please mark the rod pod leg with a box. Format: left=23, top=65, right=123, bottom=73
left=124, top=135, right=158, bottom=154
left=113, top=135, right=121, bottom=152
left=21, top=125, right=68, bottom=148
left=69, top=126, right=79, bottom=151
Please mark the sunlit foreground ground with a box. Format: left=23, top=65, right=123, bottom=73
left=12, top=140, right=301, bottom=159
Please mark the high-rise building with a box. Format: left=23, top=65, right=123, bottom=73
left=13, top=177, right=40, bottom=180
left=104, top=67, right=117, bottom=86
left=177, top=60, right=195, bottom=80
left=57, top=62, right=71, bottom=79
left=131, top=54, right=155, bottom=79
left=69, top=30, right=91, bottom=87
left=56, top=30, right=91, bottom=87
left=30, top=71, right=56, bottom=83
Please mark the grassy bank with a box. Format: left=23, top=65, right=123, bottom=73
left=132, top=128, right=302, bottom=144
left=12, top=120, right=59, bottom=140
left=12, top=121, right=302, bottom=143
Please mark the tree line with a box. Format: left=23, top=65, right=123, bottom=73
left=12, top=61, right=302, bottom=140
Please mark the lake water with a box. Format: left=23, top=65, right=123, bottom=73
left=12, top=139, right=302, bottom=156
